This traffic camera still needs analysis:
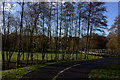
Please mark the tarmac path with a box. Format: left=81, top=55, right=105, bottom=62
left=22, top=57, right=120, bottom=80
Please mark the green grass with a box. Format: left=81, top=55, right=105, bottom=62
left=2, top=51, right=102, bottom=63
left=89, top=63, right=120, bottom=79
left=2, top=62, right=61, bottom=80
left=1, top=53, right=102, bottom=80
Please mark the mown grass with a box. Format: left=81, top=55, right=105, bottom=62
left=89, top=63, right=120, bottom=79
left=2, top=51, right=102, bottom=63
left=1, top=53, right=102, bottom=80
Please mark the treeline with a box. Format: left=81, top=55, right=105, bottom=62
left=2, top=33, right=108, bottom=52
left=107, top=15, right=120, bottom=52
left=2, top=2, right=108, bottom=68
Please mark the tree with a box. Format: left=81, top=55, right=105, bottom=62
left=17, top=1, right=24, bottom=68
left=2, top=2, right=5, bottom=66
left=83, top=2, right=107, bottom=59
left=107, top=15, right=120, bottom=53
left=54, top=2, right=59, bottom=61
left=1, top=2, right=109, bottom=68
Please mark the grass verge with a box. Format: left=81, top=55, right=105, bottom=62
left=89, top=63, right=120, bottom=79
left=2, top=62, right=61, bottom=80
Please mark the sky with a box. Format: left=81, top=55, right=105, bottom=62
left=1, top=2, right=119, bottom=36
left=105, top=2, right=118, bottom=35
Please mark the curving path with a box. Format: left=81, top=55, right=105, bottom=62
left=22, top=57, right=120, bottom=80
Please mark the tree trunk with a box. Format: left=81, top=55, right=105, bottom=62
left=17, top=1, right=24, bottom=68
left=2, top=2, right=5, bottom=65
left=51, top=49, right=53, bottom=61
left=87, top=24, right=93, bottom=59
left=31, top=52, right=33, bottom=63
left=46, top=53, right=48, bottom=61
left=84, top=3, right=91, bottom=59
left=42, top=49, right=45, bottom=62
left=17, top=51, right=20, bottom=68
left=26, top=51, right=29, bottom=65
left=76, top=52, right=78, bottom=60
left=6, top=51, right=9, bottom=68
left=37, top=53, right=38, bottom=63
left=22, top=52, right=24, bottom=60
left=2, top=51, right=5, bottom=65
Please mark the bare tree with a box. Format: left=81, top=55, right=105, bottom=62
left=17, top=1, right=24, bottom=68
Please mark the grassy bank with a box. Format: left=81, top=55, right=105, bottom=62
left=89, top=63, right=120, bottom=79
left=2, top=54, right=102, bottom=80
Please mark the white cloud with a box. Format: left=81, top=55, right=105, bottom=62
left=62, top=1, right=65, bottom=3
left=13, top=4, right=16, bottom=7
left=1, top=3, right=16, bottom=12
